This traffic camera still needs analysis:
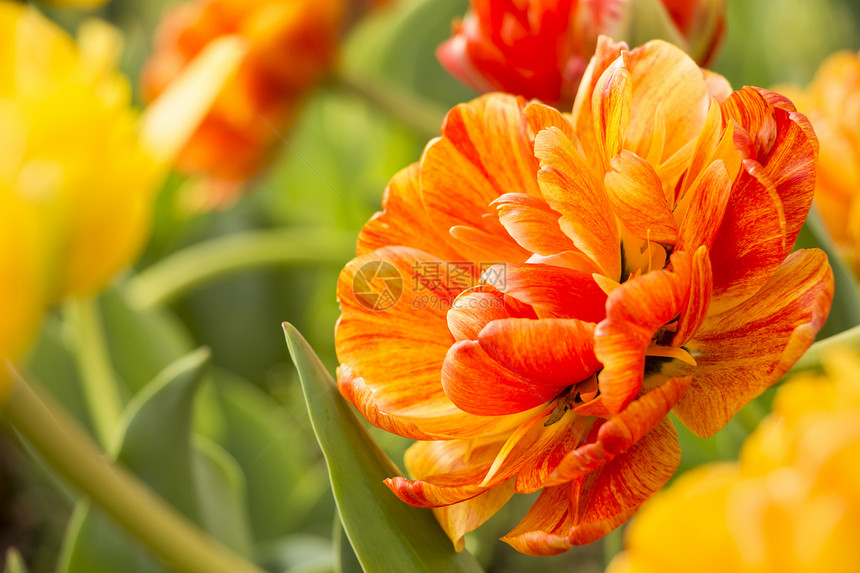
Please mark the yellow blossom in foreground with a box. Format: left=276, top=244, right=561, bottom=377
left=777, top=51, right=860, bottom=274
left=0, top=1, right=244, bottom=399
left=607, top=348, right=860, bottom=573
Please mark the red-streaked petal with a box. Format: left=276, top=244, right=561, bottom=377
left=605, top=151, right=677, bottom=244
left=501, top=483, right=576, bottom=556
left=493, top=192, right=576, bottom=256
left=566, top=417, right=680, bottom=544
left=721, top=86, right=818, bottom=253
left=545, top=377, right=691, bottom=486
left=485, top=263, right=608, bottom=323
left=356, top=163, right=464, bottom=260
left=708, top=159, right=787, bottom=313
left=676, top=159, right=732, bottom=252
left=478, top=318, right=602, bottom=389
left=524, top=101, right=574, bottom=141
left=442, top=339, right=561, bottom=416
left=594, top=253, right=692, bottom=413
left=432, top=482, right=516, bottom=551
left=676, top=249, right=834, bottom=437
left=446, top=291, right=513, bottom=342
left=336, top=247, right=504, bottom=440
left=535, top=126, right=620, bottom=278
left=593, top=52, right=632, bottom=164
left=673, top=246, right=713, bottom=347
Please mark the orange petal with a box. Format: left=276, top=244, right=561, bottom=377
left=676, top=249, right=834, bottom=437
left=478, top=318, right=602, bottom=389
left=432, top=481, right=516, bottom=551
left=676, top=158, right=732, bottom=252
left=336, top=247, right=503, bottom=440
left=673, top=246, right=713, bottom=347
left=524, top=101, right=574, bottom=141
left=594, top=253, right=692, bottom=413
left=446, top=291, right=514, bottom=341
left=421, top=93, right=540, bottom=261
left=357, top=163, right=465, bottom=260
left=721, top=86, right=818, bottom=253
left=604, top=151, right=677, bottom=244
left=500, top=483, right=576, bottom=556
left=593, top=52, right=632, bottom=164
left=442, top=338, right=562, bottom=416
left=485, top=263, right=608, bottom=323
left=535, top=127, right=620, bottom=278
left=708, top=158, right=787, bottom=313
left=566, top=417, right=681, bottom=544
left=625, top=40, right=710, bottom=162
left=493, top=192, right=576, bottom=255
left=545, top=377, right=691, bottom=486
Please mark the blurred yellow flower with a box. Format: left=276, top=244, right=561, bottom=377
left=0, top=1, right=244, bottom=399
left=607, top=348, right=860, bottom=573
left=36, top=0, right=109, bottom=8
left=777, top=51, right=860, bottom=275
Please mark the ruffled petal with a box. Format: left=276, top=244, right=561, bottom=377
left=421, top=93, right=539, bottom=261
left=593, top=52, right=632, bottom=165
left=446, top=291, right=513, bottom=342
left=485, top=263, right=608, bottom=322
left=676, top=249, right=834, bottom=437
left=594, top=253, right=692, bottom=413
left=493, top=192, right=576, bottom=256
left=356, top=163, right=464, bottom=260
left=534, top=127, right=620, bottom=278
left=545, top=377, right=691, bottom=485
left=673, top=246, right=713, bottom=347
left=605, top=151, right=678, bottom=244
left=501, top=483, right=576, bottom=556
left=432, top=482, right=517, bottom=551
left=336, top=247, right=507, bottom=439
left=676, top=159, right=732, bottom=252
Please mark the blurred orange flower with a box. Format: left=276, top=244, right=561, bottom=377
left=142, top=0, right=343, bottom=209
left=437, top=0, right=725, bottom=107
left=778, top=51, right=860, bottom=275
left=335, top=37, right=831, bottom=555
left=607, top=348, right=860, bottom=573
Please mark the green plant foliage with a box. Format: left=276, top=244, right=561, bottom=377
left=283, top=323, right=484, bottom=573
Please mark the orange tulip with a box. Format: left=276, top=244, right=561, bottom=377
left=335, top=38, right=832, bottom=555
left=141, top=0, right=343, bottom=209
left=437, top=0, right=725, bottom=107
left=777, top=51, right=860, bottom=275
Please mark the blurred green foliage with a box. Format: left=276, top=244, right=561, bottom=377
left=4, top=0, right=860, bottom=572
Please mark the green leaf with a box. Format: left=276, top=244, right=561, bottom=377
left=333, top=515, right=362, bottom=573
left=3, top=549, right=28, bottom=573
left=59, top=349, right=252, bottom=572
left=283, top=323, right=484, bottom=573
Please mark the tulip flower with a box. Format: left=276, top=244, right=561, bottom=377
left=777, top=51, right=860, bottom=276
left=607, top=348, right=860, bottom=573
left=0, top=1, right=244, bottom=399
left=141, top=0, right=344, bottom=210
left=335, top=37, right=832, bottom=555
left=438, top=0, right=725, bottom=107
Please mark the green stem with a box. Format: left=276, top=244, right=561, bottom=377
left=65, top=297, right=125, bottom=446
left=787, top=323, right=860, bottom=374
left=126, top=227, right=356, bottom=309
left=1, top=367, right=266, bottom=573
left=336, top=68, right=446, bottom=139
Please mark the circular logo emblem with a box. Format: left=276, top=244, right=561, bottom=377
left=352, top=260, right=404, bottom=312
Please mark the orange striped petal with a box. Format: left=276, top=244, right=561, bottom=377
left=432, top=482, right=516, bottom=551
left=676, top=249, right=834, bottom=437
left=493, top=193, right=576, bottom=255
left=720, top=86, right=818, bottom=253
left=594, top=253, right=692, bottom=413
left=486, top=263, right=607, bottom=322
left=535, top=127, right=620, bottom=278
left=673, top=246, right=713, bottom=347
left=593, top=52, right=632, bottom=165
left=446, top=291, right=514, bottom=342
left=545, top=377, right=691, bottom=486
left=708, top=158, right=787, bottom=313
left=605, top=151, right=677, bottom=244
left=336, top=247, right=504, bottom=440
left=676, top=158, right=732, bottom=252
left=357, top=163, right=465, bottom=260
left=502, top=417, right=680, bottom=554
left=421, top=93, right=540, bottom=261
left=524, top=101, right=574, bottom=141
left=625, top=40, right=710, bottom=162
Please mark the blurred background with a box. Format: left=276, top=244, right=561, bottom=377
left=3, top=0, right=860, bottom=571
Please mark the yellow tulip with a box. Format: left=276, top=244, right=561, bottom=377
left=0, top=1, right=245, bottom=399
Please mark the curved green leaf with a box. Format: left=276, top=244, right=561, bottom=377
left=283, top=323, right=483, bottom=573
left=3, top=549, right=28, bottom=573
